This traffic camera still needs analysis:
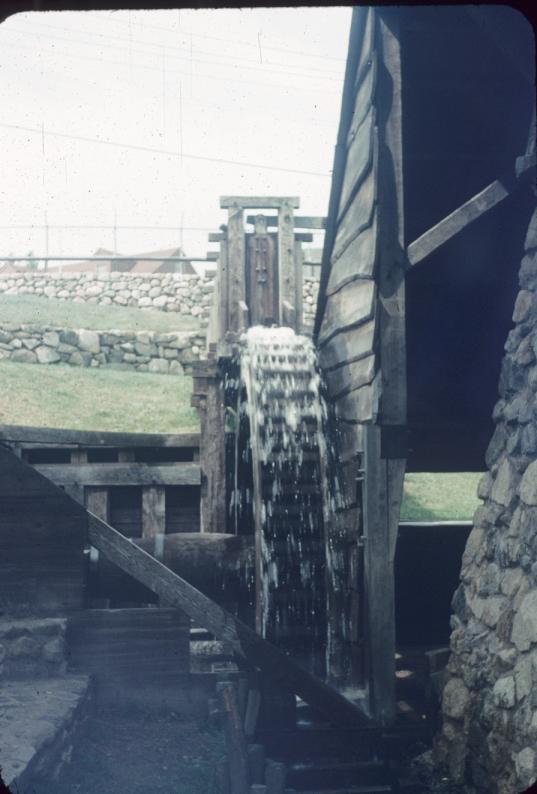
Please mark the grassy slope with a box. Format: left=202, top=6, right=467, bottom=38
left=0, top=295, right=481, bottom=520
left=0, top=293, right=201, bottom=333
left=401, top=471, right=482, bottom=522
left=0, top=361, right=199, bottom=434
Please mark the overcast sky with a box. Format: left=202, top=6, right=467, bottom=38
left=0, top=7, right=351, bottom=263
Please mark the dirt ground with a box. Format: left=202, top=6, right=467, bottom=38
left=30, top=704, right=225, bottom=794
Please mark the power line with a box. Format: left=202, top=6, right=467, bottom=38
left=2, top=25, right=341, bottom=85
left=85, top=11, right=347, bottom=63
left=14, top=18, right=344, bottom=78
left=0, top=121, right=331, bottom=178
left=0, top=37, right=339, bottom=97
left=0, top=54, right=336, bottom=128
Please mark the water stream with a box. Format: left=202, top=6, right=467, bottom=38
left=237, top=325, right=344, bottom=674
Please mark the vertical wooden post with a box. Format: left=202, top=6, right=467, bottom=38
left=293, top=239, right=303, bottom=335
left=141, top=486, right=166, bottom=538
left=227, top=204, right=246, bottom=332
left=218, top=680, right=249, bottom=794
left=362, top=424, right=394, bottom=725
left=362, top=8, right=406, bottom=725
left=86, top=487, right=109, bottom=522
left=277, top=200, right=296, bottom=327
left=219, top=235, right=230, bottom=339
left=197, top=373, right=227, bottom=534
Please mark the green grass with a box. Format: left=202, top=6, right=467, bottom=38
left=0, top=360, right=200, bottom=433
left=0, top=293, right=201, bottom=333
left=401, top=471, right=482, bottom=522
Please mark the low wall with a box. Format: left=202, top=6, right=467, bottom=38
left=0, top=324, right=206, bottom=375
left=0, top=272, right=320, bottom=329
left=0, top=618, right=67, bottom=681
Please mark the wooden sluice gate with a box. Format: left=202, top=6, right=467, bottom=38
left=191, top=197, right=339, bottom=680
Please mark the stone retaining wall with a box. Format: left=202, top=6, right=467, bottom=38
left=0, top=324, right=206, bottom=375
left=435, top=207, right=537, bottom=793
left=0, top=271, right=320, bottom=329
left=0, top=618, right=67, bottom=680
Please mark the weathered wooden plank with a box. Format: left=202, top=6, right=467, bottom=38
left=218, top=681, right=249, bottom=794
left=338, top=106, right=376, bottom=221
left=227, top=204, right=246, bottom=333
left=221, top=196, right=300, bottom=209
left=333, top=381, right=376, bottom=424
left=325, top=354, right=376, bottom=400
left=406, top=163, right=531, bottom=268
left=376, top=10, right=406, bottom=428
left=362, top=424, right=394, bottom=726
left=87, top=513, right=374, bottom=730
left=347, top=55, right=377, bottom=147
left=218, top=237, right=230, bottom=339
left=198, top=378, right=227, bottom=534
left=0, top=424, right=200, bottom=449
left=332, top=138, right=378, bottom=263
left=318, top=279, right=375, bottom=347
left=209, top=232, right=225, bottom=242
left=85, top=487, right=109, bottom=523
left=246, top=215, right=326, bottom=229
left=294, top=240, right=304, bottom=334
left=361, top=10, right=406, bottom=727
left=327, top=210, right=378, bottom=297
left=142, top=486, right=166, bottom=538
left=354, top=7, right=376, bottom=90
left=35, top=462, right=200, bottom=487
left=68, top=607, right=190, bottom=679
left=318, top=320, right=375, bottom=371
left=278, top=200, right=296, bottom=325
left=335, top=422, right=364, bottom=465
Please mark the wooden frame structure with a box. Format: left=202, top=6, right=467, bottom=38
left=192, top=197, right=324, bottom=537
left=314, top=5, right=535, bottom=724
left=1, top=424, right=201, bottom=539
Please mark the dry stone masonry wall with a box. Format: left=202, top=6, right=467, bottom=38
left=0, top=272, right=214, bottom=323
left=0, top=619, right=67, bottom=681
left=0, top=272, right=320, bottom=330
left=435, top=206, right=537, bottom=794
left=0, top=325, right=206, bottom=375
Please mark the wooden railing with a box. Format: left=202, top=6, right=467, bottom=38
left=87, top=512, right=373, bottom=731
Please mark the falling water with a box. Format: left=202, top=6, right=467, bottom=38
left=238, top=325, right=343, bottom=674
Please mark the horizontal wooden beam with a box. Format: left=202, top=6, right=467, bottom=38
left=0, top=424, right=200, bottom=449
left=245, top=215, right=326, bottom=229
left=208, top=232, right=225, bottom=242
left=35, top=462, right=201, bottom=487
left=88, top=513, right=374, bottom=731
left=206, top=251, right=219, bottom=260
left=220, top=196, right=300, bottom=209
left=407, top=157, right=534, bottom=268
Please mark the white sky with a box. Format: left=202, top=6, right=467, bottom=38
left=0, top=7, right=351, bottom=263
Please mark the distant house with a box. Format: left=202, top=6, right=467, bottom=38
left=57, top=246, right=194, bottom=276
left=0, top=262, right=21, bottom=275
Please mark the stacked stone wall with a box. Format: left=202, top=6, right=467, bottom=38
left=435, top=206, right=537, bottom=793
left=0, top=619, right=67, bottom=681
left=0, top=272, right=320, bottom=330
left=0, top=324, right=205, bottom=375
